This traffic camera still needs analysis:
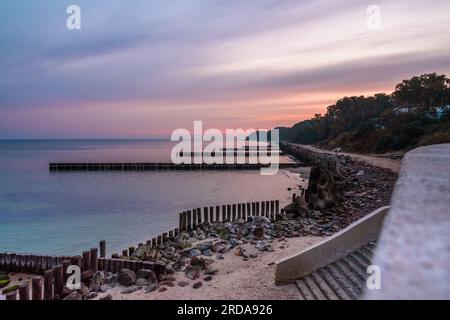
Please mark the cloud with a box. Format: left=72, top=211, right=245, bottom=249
left=0, top=0, right=450, bottom=137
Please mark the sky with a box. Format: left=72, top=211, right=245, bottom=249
left=0, top=0, right=449, bottom=139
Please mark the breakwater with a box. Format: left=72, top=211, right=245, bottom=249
left=49, top=162, right=299, bottom=171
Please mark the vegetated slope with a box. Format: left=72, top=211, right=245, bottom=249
left=278, top=73, right=450, bottom=153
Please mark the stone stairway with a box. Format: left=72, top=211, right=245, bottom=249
left=295, top=241, right=376, bottom=300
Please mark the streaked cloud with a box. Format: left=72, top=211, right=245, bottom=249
left=0, top=0, right=449, bottom=138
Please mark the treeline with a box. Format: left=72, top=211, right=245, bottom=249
left=277, top=73, right=450, bottom=152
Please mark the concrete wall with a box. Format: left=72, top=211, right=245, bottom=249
left=275, top=206, right=389, bottom=284
left=365, top=144, right=450, bottom=300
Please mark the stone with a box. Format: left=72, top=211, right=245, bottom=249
left=193, top=282, right=203, bottom=289
left=283, top=196, right=309, bottom=217
left=158, top=287, right=167, bottom=292
left=136, top=269, right=154, bottom=279
left=249, top=253, right=258, bottom=258
left=189, top=249, right=202, bottom=258
left=253, top=227, right=264, bottom=238
left=135, top=278, right=149, bottom=286
left=99, top=293, right=113, bottom=300
left=144, top=283, right=159, bottom=293
left=203, top=276, right=213, bottom=281
left=216, top=254, right=224, bottom=260
left=178, top=281, right=189, bottom=287
left=121, top=285, right=141, bottom=294
left=93, top=271, right=105, bottom=285
left=185, top=266, right=200, bottom=280
left=99, top=284, right=110, bottom=293
left=81, top=270, right=93, bottom=285
left=78, top=283, right=90, bottom=297
left=117, top=269, right=136, bottom=286
left=85, top=292, right=98, bottom=300
left=202, top=249, right=213, bottom=256
left=63, top=291, right=82, bottom=300
left=160, top=281, right=175, bottom=287
left=204, top=270, right=218, bottom=276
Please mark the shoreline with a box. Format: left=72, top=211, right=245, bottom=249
left=1, top=146, right=398, bottom=300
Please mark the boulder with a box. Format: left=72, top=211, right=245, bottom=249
left=63, top=291, right=82, bottom=300
left=283, top=196, right=309, bottom=217
left=117, top=269, right=136, bottom=286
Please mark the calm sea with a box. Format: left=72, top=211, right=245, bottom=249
left=0, top=140, right=302, bottom=255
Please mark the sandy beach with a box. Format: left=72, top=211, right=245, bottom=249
left=97, top=236, right=322, bottom=300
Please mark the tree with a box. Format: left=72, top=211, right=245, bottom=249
left=392, top=73, right=450, bottom=114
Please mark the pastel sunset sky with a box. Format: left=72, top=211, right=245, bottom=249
left=1, top=0, right=450, bottom=138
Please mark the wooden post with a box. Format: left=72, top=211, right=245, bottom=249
left=169, top=230, right=174, bottom=239
left=266, top=201, right=270, bottom=217
left=151, top=238, right=157, bottom=247
left=256, top=202, right=260, bottom=216
left=270, top=200, right=275, bottom=219
left=90, top=248, right=98, bottom=273
left=197, top=208, right=202, bottom=226
left=179, top=213, right=184, bottom=231
left=19, top=282, right=29, bottom=300
left=275, top=200, right=280, bottom=215
left=128, top=246, right=135, bottom=256
left=6, top=291, right=17, bottom=301
left=122, top=249, right=128, bottom=257
left=292, top=193, right=297, bottom=202
left=209, top=206, right=214, bottom=223
left=162, top=233, right=168, bottom=243
left=99, top=240, right=106, bottom=258
left=82, top=251, right=91, bottom=271
left=187, top=210, right=192, bottom=230
left=222, top=205, right=226, bottom=221
left=232, top=204, right=237, bottom=221
left=203, top=207, right=209, bottom=224
left=44, top=269, right=53, bottom=300
left=157, top=235, right=162, bottom=244
left=252, top=202, right=256, bottom=216
left=261, top=202, right=265, bottom=217
left=10, top=253, right=16, bottom=272
left=228, top=205, right=233, bottom=221
left=32, top=276, right=42, bottom=300
left=246, top=203, right=251, bottom=219
left=238, top=204, right=242, bottom=219
left=111, top=253, right=119, bottom=259
left=104, top=259, right=111, bottom=272
left=53, top=265, right=64, bottom=297
left=31, top=256, right=39, bottom=275
left=215, top=206, right=220, bottom=222
left=192, top=209, right=197, bottom=229
left=242, top=203, right=246, bottom=220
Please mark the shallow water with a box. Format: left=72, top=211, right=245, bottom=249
left=0, top=140, right=303, bottom=255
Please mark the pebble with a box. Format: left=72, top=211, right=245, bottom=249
left=193, top=282, right=203, bottom=289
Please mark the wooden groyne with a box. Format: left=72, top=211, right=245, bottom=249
left=49, top=162, right=299, bottom=172
left=115, top=199, right=280, bottom=261
left=0, top=199, right=282, bottom=300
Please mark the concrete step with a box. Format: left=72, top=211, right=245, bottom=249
left=324, top=264, right=360, bottom=300
left=303, top=275, right=327, bottom=300
left=348, top=252, right=370, bottom=272
left=295, top=279, right=316, bottom=300
left=341, top=256, right=367, bottom=281
left=334, top=260, right=365, bottom=293
left=294, top=242, right=376, bottom=300
left=317, top=268, right=352, bottom=300
left=310, top=272, right=340, bottom=300
left=354, top=249, right=372, bottom=265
